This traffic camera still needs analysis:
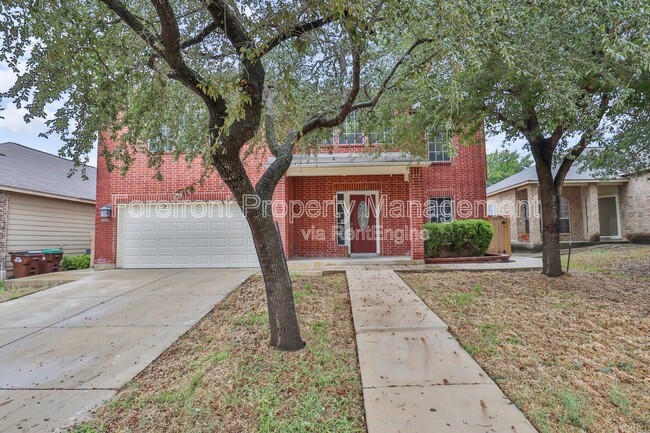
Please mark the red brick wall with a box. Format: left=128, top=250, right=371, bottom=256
left=421, top=130, right=488, bottom=221
left=95, top=128, right=486, bottom=265
left=94, top=133, right=268, bottom=266
left=288, top=175, right=412, bottom=258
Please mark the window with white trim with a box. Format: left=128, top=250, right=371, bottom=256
left=336, top=193, right=346, bottom=246
left=522, top=201, right=530, bottom=234
left=559, top=197, right=570, bottom=233
left=428, top=197, right=454, bottom=223
left=321, top=130, right=335, bottom=146
left=368, top=128, right=394, bottom=145
left=148, top=125, right=175, bottom=153
left=339, top=112, right=364, bottom=145
left=427, top=126, right=452, bottom=162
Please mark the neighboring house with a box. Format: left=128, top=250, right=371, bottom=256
left=94, top=124, right=487, bottom=269
left=486, top=159, right=650, bottom=246
left=0, top=142, right=96, bottom=276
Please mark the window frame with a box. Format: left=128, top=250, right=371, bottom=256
left=336, top=193, right=346, bottom=246
left=428, top=197, right=454, bottom=223
left=148, top=124, right=175, bottom=153
left=559, top=196, right=571, bottom=234
left=338, top=112, right=364, bottom=145
left=426, top=126, right=453, bottom=162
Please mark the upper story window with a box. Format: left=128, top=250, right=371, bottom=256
left=321, top=112, right=394, bottom=146
left=339, top=112, right=364, bottom=145
left=148, top=125, right=175, bottom=153
left=427, top=126, right=452, bottom=162
left=368, top=128, right=394, bottom=145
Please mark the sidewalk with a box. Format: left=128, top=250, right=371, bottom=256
left=346, top=269, right=537, bottom=432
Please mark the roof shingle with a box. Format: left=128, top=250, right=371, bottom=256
left=0, top=142, right=96, bottom=202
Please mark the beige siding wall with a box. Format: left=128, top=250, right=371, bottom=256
left=5, top=192, right=95, bottom=273
left=0, top=191, right=8, bottom=276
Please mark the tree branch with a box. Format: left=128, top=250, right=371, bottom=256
left=182, top=22, right=220, bottom=49
left=263, top=86, right=280, bottom=156
left=202, top=0, right=266, bottom=155
left=259, top=15, right=338, bottom=57
left=100, top=0, right=160, bottom=46
left=202, top=0, right=252, bottom=52
left=554, top=93, right=610, bottom=189
left=256, top=36, right=429, bottom=198
left=550, top=124, right=564, bottom=147
left=351, top=38, right=432, bottom=111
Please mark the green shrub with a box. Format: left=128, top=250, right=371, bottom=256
left=423, top=219, right=495, bottom=257
left=423, top=222, right=447, bottom=257
left=61, top=254, right=91, bottom=271
left=626, top=232, right=650, bottom=244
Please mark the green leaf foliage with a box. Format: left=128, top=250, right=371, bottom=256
left=0, top=0, right=437, bottom=176
left=60, top=254, right=91, bottom=271
left=423, top=220, right=494, bottom=258
left=487, top=150, right=533, bottom=186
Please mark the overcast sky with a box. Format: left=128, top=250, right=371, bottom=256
left=1, top=62, right=523, bottom=167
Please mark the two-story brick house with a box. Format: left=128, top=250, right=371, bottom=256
left=93, top=122, right=487, bottom=269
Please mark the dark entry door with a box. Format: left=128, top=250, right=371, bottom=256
left=350, top=194, right=377, bottom=254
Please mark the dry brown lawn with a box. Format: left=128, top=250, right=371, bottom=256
left=401, top=245, right=650, bottom=433
left=72, top=274, right=365, bottom=433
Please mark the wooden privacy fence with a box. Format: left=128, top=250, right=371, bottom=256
left=486, top=216, right=511, bottom=255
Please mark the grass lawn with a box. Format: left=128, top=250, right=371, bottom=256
left=563, top=244, right=650, bottom=280
left=72, top=274, right=365, bottom=433
left=0, top=280, right=51, bottom=302
left=401, top=245, right=650, bottom=433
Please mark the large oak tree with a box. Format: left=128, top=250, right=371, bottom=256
left=0, top=0, right=434, bottom=350
left=407, top=0, right=649, bottom=276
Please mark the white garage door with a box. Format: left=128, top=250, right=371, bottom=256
left=117, top=202, right=259, bottom=268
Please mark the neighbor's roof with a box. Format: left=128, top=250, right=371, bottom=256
left=486, top=158, right=626, bottom=196
left=268, top=152, right=430, bottom=167
left=0, top=142, right=96, bottom=202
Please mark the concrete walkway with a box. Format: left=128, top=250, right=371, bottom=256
left=346, top=269, right=537, bottom=432
left=0, top=268, right=255, bottom=432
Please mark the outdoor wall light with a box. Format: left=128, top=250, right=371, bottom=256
left=100, top=205, right=113, bottom=218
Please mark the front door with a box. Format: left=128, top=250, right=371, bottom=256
left=598, top=196, right=621, bottom=239
left=350, top=194, right=377, bottom=254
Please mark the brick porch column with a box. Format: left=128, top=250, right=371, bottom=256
left=528, top=185, right=542, bottom=244
left=584, top=184, right=600, bottom=239
left=408, top=167, right=425, bottom=260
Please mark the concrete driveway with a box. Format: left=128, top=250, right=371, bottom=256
left=0, top=268, right=256, bottom=432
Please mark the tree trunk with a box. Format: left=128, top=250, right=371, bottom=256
left=211, top=153, right=304, bottom=351
left=245, top=206, right=305, bottom=351
left=536, top=173, right=564, bottom=277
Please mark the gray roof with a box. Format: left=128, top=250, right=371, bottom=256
left=0, top=142, right=96, bottom=202
left=268, top=152, right=429, bottom=167
left=486, top=158, right=626, bottom=195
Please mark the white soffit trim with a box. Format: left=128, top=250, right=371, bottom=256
left=286, top=164, right=417, bottom=180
